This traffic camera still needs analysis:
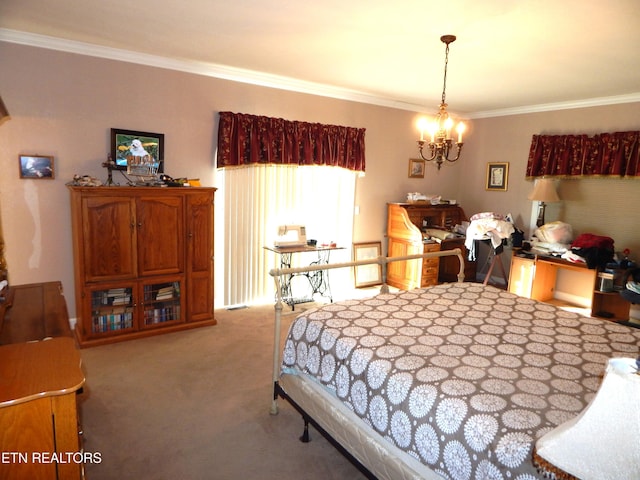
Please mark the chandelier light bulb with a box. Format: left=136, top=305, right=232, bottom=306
left=456, top=122, right=465, bottom=143
left=417, top=117, right=429, bottom=141
left=444, top=117, right=454, bottom=138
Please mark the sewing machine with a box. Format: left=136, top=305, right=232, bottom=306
left=274, top=225, right=307, bottom=247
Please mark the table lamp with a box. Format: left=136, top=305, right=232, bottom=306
left=528, top=178, right=560, bottom=227
left=534, top=357, right=640, bottom=479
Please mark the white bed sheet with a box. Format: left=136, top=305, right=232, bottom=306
left=279, top=373, right=443, bottom=480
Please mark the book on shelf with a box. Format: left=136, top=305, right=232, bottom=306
left=111, top=295, right=131, bottom=305
left=156, top=286, right=174, bottom=300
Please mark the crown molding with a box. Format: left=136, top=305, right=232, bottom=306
left=468, top=93, right=640, bottom=119
left=2, top=28, right=639, bottom=118
left=0, top=28, right=423, bottom=112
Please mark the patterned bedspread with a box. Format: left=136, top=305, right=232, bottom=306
left=281, top=283, right=640, bottom=480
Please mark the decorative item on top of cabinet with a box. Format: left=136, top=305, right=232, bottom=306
left=68, top=186, right=216, bottom=347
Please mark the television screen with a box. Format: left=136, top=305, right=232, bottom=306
left=110, top=128, right=164, bottom=173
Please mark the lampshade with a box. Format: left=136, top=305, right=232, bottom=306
left=534, top=357, right=640, bottom=479
left=528, top=178, right=560, bottom=203
left=0, top=95, right=9, bottom=120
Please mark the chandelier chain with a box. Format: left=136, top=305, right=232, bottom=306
left=441, top=43, right=449, bottom=105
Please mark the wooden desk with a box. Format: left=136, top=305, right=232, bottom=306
left=508, top=251, right=631, bottom=321
left=0, top=337, right=85, bottom=479
left=386, top=203, right=476, bottom=290
left=0, top=282, right=72, bottom=345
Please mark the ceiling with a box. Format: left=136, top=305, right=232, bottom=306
left=1, top=0, right=640, bottom=118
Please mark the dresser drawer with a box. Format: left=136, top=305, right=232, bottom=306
left=421, top=269, right=438, bottom=287
left=421, top=242, right=440, bottom=287
left=423, top=242, right=440, bottom=253
left=423, top=257, right=439, bottom=268
left=422, top=266, right=439, bottom=277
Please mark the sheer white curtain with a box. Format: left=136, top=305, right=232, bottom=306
left=215, top=164, right=356, bottom=308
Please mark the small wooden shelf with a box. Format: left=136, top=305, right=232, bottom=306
left=592, top=289, right=630, bottom=321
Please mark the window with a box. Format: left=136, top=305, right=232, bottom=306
left=215, top=164, right=356, bottom=307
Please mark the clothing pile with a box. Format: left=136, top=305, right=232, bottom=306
left=564, top=233, right=615, bottom=269
left=464, top=212, right=515, bottom=260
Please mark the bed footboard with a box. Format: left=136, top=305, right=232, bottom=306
left=269, top=248, right=464, bottom=415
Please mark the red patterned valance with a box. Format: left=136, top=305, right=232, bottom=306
left=216, top=111, right=366, bottom=172
left=526, top=130, right=640, bottom=178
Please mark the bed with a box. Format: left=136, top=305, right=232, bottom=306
left=269, top=250, right=640, bottom=479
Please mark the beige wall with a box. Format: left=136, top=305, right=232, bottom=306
left=458, top=105, right=640, bottom=253
left=1, top=41, right=638, bottom=317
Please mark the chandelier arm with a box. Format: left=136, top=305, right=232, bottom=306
left=444, top=143, right=464, bottom=162
left=417, top=141, right=437, bottom=162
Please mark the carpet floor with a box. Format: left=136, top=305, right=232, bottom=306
left=79, top=303, right=368, bottom=480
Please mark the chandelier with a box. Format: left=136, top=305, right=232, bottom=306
left=416, top=35, right=465, bottom=170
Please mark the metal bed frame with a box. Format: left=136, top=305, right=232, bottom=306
left=268, top=248, right=465, bottom=478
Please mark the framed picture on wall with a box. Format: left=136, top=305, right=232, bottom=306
left=19, top=154, right=54, bottom=179
left=408, top=158, right=425, bottom=178
left=353, top=241, right=382, bottom=288
left=486, top=162, right=509, bottom=191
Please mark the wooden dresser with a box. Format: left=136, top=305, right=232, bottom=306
left=386, top=203, right=476, bottom=290
left=0, top=338, right=85, bottom=480
left=0, top=282, right=72, bottom=345
left=0, top=283, right=85, bottom=479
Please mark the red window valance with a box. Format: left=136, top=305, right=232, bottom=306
left=216, top=111, right=366, bottom=172
left=526, top=130, right=640, bottom=178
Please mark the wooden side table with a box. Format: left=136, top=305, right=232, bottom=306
left=0, top=337, right=85, bottom=479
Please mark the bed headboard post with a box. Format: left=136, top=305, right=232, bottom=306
left=379, top=256, right=389, bottom=293
left=455, top=248, right=465, bottom=282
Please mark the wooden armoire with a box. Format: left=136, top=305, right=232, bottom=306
left=68, top=186, right=216, bottom=347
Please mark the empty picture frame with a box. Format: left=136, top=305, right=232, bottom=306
left=19, top=154, right=54, bottom=179
left=353, top=241, right=382, bottom=288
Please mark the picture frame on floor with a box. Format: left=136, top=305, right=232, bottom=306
left=353, top=241, right=382, bottom=288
